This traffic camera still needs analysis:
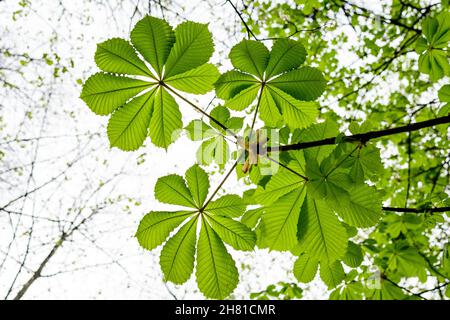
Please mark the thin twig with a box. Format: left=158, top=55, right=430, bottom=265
left=200, top=155, right=242, bottom=211
left=417, top=282, right=450, bottom=295
left=162, top=84, right=239, bottom=140
left=384, top=277, right=426, bottom=300
left=226, top=0, right=258, bottom=40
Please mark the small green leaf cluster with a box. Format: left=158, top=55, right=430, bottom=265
left=81, top=16, right=219, bottom=150
left=185, top=106, right=243, bottom=169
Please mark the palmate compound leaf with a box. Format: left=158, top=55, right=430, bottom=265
left=214, top=38, right=325, bottom=129
left=186, top=119, right=230, bottom=169
left=418, top=49, right=450, bottom=82
left=82, top=15, right=219, bottom=151
left=384, top=213, right=424, bottom=238
left=245, top=135, right=377, bottom=287
left=387, top=247, right=427, bottom=278
left=307, top=171, right=382, bottom=228
left=348, top=144, right=384, bottom=184
left=327, top=135, right=384, bottom=183
left=306, top=158, right=352, bottom=205
left=137, top=165, right=254, bottom=299
left=209, top=105, right=244, bottom=132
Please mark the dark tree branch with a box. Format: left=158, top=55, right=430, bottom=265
left=328, top=32, right=419, bottom=107
left=12, top=204, right=107, bottom=300
left=268, top=114, right=450, bottom=152
left=382, top=206, right=450, bottom=213
left=226, top=0, right=322, bottom=42
left=405, top=124, right=412, bottom=207
left=13, top=232, right=67, bottom=300
left=339, top=0, right=421, bottom=33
